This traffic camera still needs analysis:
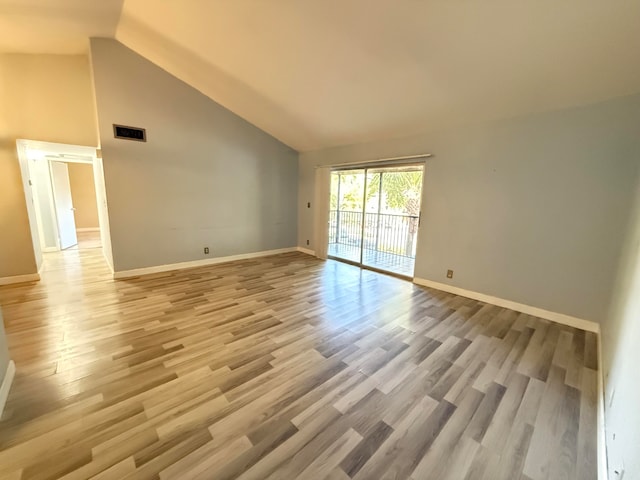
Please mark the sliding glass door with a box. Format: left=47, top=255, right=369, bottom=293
left=328, top=169, right=365, bottom=263
left=328, top=164, right=424, bottom=277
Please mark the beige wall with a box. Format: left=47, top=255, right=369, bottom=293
left=0, top=54, right=98, bottom=278
left=0, top=144, right=35, bottom=277
left=68, top=163, right=99, bottom=229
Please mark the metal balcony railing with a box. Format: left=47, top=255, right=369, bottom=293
left=328, top=210, right=419, bottom=258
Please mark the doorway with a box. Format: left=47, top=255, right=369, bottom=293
left=16, top=139, right=112, bottom=273
left=50, top=160, right=80, bottom=250
left=328, top=164, right=424, bottom=277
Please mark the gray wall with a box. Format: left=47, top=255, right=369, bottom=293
left=0, top=308, right=10, bottom=386
left=90, top=38, right=298, bottom=272
left=299, top=94, right=640, bottom=323
left=602, top=171, right=640, bottom=480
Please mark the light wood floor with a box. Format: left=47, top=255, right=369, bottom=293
left=0, top=248, right=598, bottom=480
left=72, top=230, right=102, bottom=250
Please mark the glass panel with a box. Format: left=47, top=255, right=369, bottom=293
left=362, top=169, right=381, bottom=252
left=327, top=164, right=424, bottom=278
left=361, top=165, right=424, bottom=276
left=328, top=169, right=366, bottom=264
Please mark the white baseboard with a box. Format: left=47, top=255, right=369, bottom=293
left=0, top=273, right=40, bottom=286
left=76, top=227, right=100, bottom=232
left=296, top=247, right=316, bottom=256
left=413, top=277, right=599, bottom=333
left=0, top=360, right=16, bottom=417
left=114, top=247, right=298, bottom=279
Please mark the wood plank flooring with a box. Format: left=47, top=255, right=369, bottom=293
left=73, top=231, right=102, bottom=250
left=0, top=248, right=598, bottom=479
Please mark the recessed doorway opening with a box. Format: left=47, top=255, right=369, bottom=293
left=16, top=139, right=113, bottom=274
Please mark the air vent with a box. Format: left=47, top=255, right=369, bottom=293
left=113, top=124, right=146, bottom=142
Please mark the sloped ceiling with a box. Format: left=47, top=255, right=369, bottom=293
left=0, top=0, right=124, bottom=53
left=116, top=0, right=640, bottom=151
left=1, top=1, right=640, bottom=150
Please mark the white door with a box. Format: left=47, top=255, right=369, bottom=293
left=50, top=161, right=78, bottom=250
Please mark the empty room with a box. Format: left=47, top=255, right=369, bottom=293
left=0, top=1, right=638, bottom=479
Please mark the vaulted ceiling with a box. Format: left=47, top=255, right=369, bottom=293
left=2, top=0, right=640, bottom=151
left=0, top=0, right=123, bottom=54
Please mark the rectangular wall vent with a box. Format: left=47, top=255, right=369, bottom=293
left=113, top=124, right=146, bottom=142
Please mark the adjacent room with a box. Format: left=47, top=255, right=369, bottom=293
left=0, top=1, right=638, bottom=480
left=16, top=140, right=104, bottom=255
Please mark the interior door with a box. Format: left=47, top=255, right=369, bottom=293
left=50, top=161, right=78, bottom=250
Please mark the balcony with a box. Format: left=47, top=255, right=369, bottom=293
left=328, top=210, right=418, bottom=277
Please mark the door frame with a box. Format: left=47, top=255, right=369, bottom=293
left=327, top=161, right=426, bottom=279
left=16, top=139, right=111, bottom=270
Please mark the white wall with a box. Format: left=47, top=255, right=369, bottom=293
left=93, top=155, right=113, bottom=271
left=90, top=38, right=298, bottom=272
left=15, top=143, right=43, bottom=272
left=602, top=171, right=640, bottom=479
left=30, top=159, right=58, bottom=250
left=299, top=94, right=640, bottom=323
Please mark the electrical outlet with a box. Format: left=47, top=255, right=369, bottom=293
left=204, top=247, right=210, bottom=254
left=306, top=240, right=310, bottom=245
left=447, top=269, right=453, bottom=279
left=307, top=202, right=311, bottom=208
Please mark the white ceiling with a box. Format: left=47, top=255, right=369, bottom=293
left=0, top=0, right=123, bottom=54
left=3, top=1, right=640, bottom=150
